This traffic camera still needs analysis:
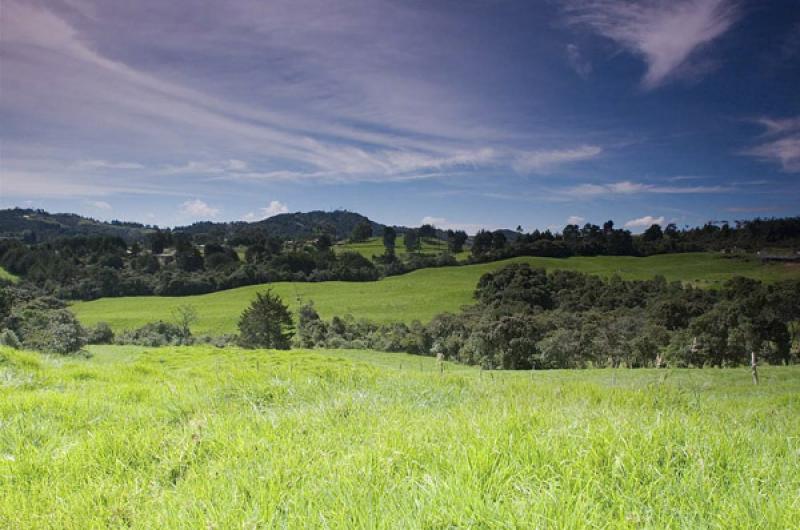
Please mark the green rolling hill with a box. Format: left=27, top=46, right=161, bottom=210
left=70, top=253, right=800, bottom=334
left=334, top=235, right=469, bottom=260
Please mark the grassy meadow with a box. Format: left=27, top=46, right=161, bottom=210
left=334, top=235, right=470, bottom=260
left=71, top=252, right=800, bottom=334
left=1, top=344, right=798, bottom=528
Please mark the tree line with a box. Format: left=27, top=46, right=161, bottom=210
left=2, top=264, right=798, bottom=368
left=292, top=266, right=800, bottom=369
left=0, top=216, right=798, bottom=301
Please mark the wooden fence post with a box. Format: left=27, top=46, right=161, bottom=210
left=751, top=351, right=759, bottom=385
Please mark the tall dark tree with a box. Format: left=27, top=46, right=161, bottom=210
left=419, top=224, right=436, bottom=239
left=383, top=226, right=397, bottom=253
left=643, top=223, right=664, bottom=241
left=492, top=231, right=507, bottom=251
left=315, top=233, right=333, bottom=252
left=350, top=221, right=373, bottom=243
left=562, top=224, right=580, bottom=244
left=176, top=248, right=204, bottom=272
left=404, top=229, right=421, bottom=254
left=447, top=230, right=468, bottom=254
left=173, top=233, right=193, bottom=253
left=237, top=290, right=294, bottom=349
left=148, top=230, right=168, bottom=254
left=0, top=285, right=11, bottom=325
left=471, top=230, right=493, bottom=257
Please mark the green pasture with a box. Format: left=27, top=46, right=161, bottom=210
left=1, top=344, right=798, bottom=528
left=70, top=253, right=800, bottom=334
left=334, top=235, right=470, bottom=260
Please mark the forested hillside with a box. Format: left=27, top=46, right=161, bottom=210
left=1, top=209, right=798, bottom=301
left=0, top=208, right=153, bottom=243
left=0, top=208, right=387, bottom=243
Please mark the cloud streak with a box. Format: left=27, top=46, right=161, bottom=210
left=624, top=215, right=665, bottom=228
left=512, top=145, right=602, bottom=173
left=243, top=201, right=290, bottom=221
left=564, top=180, right=733, bottom=197
left=180, top=199, right=220, bottom=218
left=565, top=0, right=740, bottom=89
left=566, top=44, right=592, bottom=78
left=745, top=116, right=800, bottom=172
left=0, top=0, right=608, bottom=197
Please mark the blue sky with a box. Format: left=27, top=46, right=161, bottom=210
left=1, top=0, right=798, bottom=233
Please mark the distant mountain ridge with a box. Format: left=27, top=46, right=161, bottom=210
left=179, top=210, right=386, bottom=241
left=0, top=208, right=153, bottom=243
left=0, top=208, right=390, bottom=243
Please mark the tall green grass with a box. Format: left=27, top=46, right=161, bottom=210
left=1, top=344, right=798, bottom=528
left=71, top=253, right=800, bottom=334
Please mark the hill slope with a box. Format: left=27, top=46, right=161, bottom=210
left=0, top=208, right=391, bottom=243
left=0, top=208, right=153, bottom=242
left=1, top=344, right=798, bottom=527
left=71, top=253, right=800, bottom=333
left=334, top=235, right=470, bottom=260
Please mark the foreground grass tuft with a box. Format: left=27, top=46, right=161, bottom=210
left=1, top=345, right=798, bottom=528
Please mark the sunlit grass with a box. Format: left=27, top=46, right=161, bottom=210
left=0, top=266, right=18, bottom=283
left=1, top=344, right=798, bottom=528
left=334, top=235, right=471, bottom=260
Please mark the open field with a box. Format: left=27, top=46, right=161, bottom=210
left=334, top=235, right=470, bottom=260
left=71, top=253, right=800, bottom=334
left=1, top=344, right=798, bottom=528
left=0, top=266, right=18, bottom=283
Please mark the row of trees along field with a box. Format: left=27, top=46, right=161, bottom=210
left=2, top=265, right=798, bottom=369
left=294, top=266, right=800, bottom=369
left=468, top=217, right=800, bottom=260
left=0, top=216, right=798, bottom=300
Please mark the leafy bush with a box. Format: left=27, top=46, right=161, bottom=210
left=293, top=267, right=799, bottom=369
left=237, top=290, right=294, bottom=349
left=16, top=308, right=86, bottom=354
left=0, top=329, right=21, bottom=349
left=194, top=334, right=238, bottom=348
left=116, top=321, right=189, bottom=347
left=87, top=322, right=115, bottom=344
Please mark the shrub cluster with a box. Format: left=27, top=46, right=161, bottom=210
left=5, top=216, right=797, bottom=302
left=0, top=288, right=86, bottom=354
left=296, top=266, right=800, bottom=369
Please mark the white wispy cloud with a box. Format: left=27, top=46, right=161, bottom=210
left=76, top=160, right=145, bottom=170
left=746, top=136, right=800, bottom=172
left=164, top=160, right=250, bottom=175
left=564, top=0, right=741, bottom=89
left=0, top=167, right=186, bottom=198
left=242, top=200, right=289, bottom=221
left=0, top=0, right=611, bottom=197
left=566, top=44, right=592, bottom=78
left=723, top=206, right=780, bottom=213
left=624, top=215, right=665, bottom=228
left=180, top=199, right=220, bottom=218
left=86, top=200, right=112, bottom=210
left=565, top=180, right=732, bottom=197
left=745, top=116, right=800, bottom=172
left=512, top=145, right=602, bottom=173
left=263, top=200, right=289, bottom=217
left=567, top=215, right=586, bottom=225
left=755, top=116, right=800, bottom=136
